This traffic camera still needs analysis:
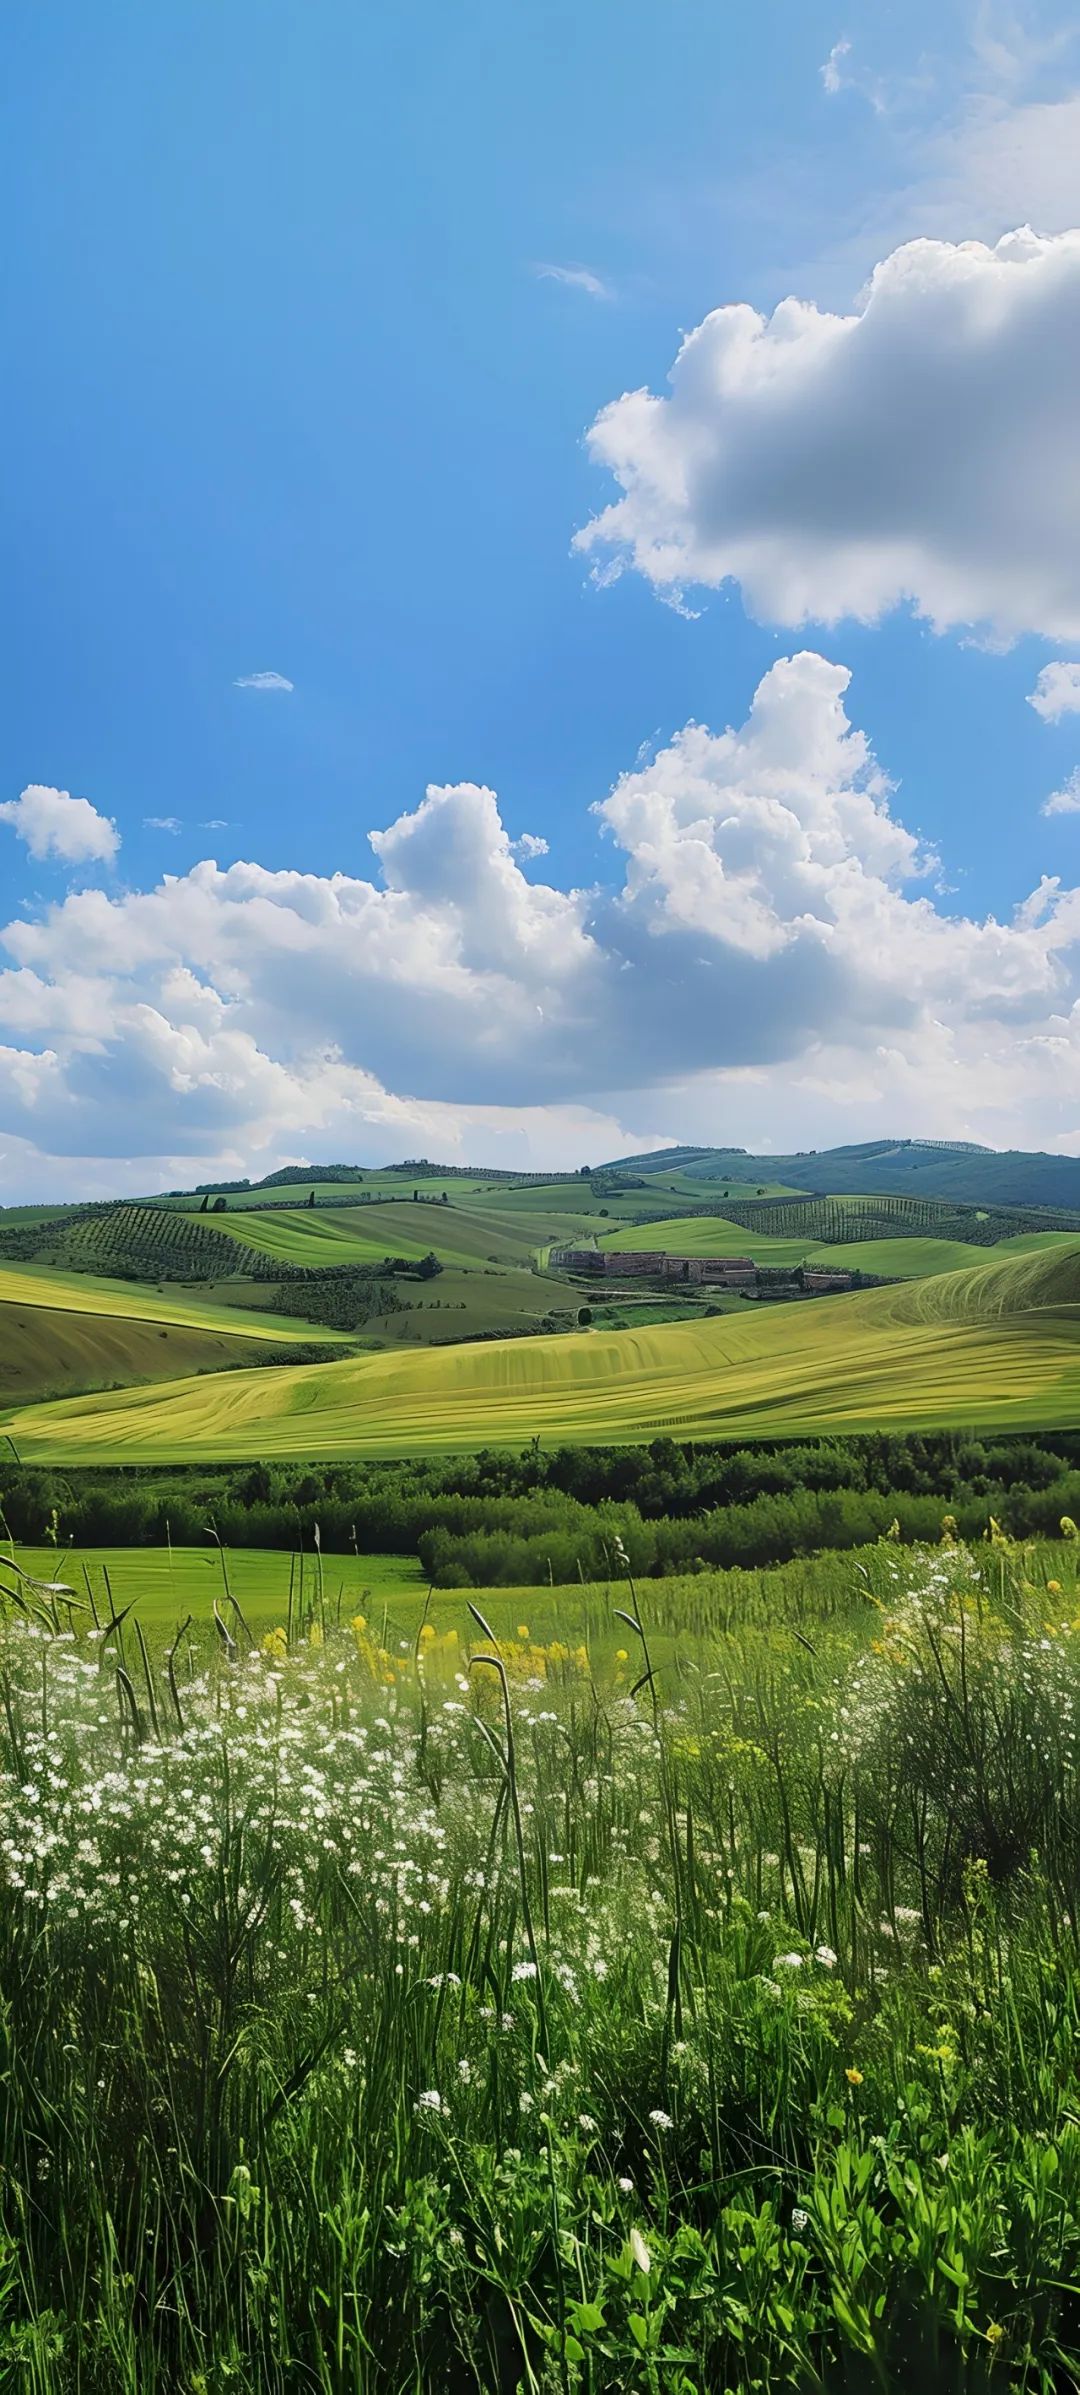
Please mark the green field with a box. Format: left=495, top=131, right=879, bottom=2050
left=0, top=1261, right=354, bottom=1340
left=0, top=1262, right=355, bottom=1405
left=195, top=1195, right=567, bottom=1270
left=3, top=1543, right=425, bottom=1631
left=0, top=1299, right=306, bottom=1408
left=812, top=1228, right=1080, bottom=1277
left=193, top=1201, right=496, bottom=1268
left=7, top=1241, right=1080, bottom=1459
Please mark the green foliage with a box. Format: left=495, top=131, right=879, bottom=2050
left=0, top=1542, right=1078, bottom=2386
left=6, top=1426, right=1080, bottom=1573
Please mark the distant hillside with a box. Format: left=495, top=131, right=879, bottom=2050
left=602, top=1140, right=1080, bottom=1211
left=7, top=1240, right=1080, bottom=1460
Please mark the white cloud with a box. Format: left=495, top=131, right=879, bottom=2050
left=535, top=262, right=612, bottom=299
left=821, top=38, right=852, bottom=95
left=513, top=831, right=550, bottom=859
left=576, top=227, right=1080, bottom=643
left=1029, top=660, right=1080, bottom=721
left=4, top=654, right=1080, bottom=1188
left=233, top=671, right=294, bottom=692
left=819, top=36, right=885, bottom=110
left=1042, top=768, right=1080, bottom=815
left=144, top=816, right=182, bottom=834
left=0, top=784, right=119, bottom=866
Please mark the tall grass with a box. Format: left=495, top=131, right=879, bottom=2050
left=0, top=1539, right=1078, bottom=2389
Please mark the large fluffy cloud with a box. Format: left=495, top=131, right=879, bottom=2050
left=0, top=784, right=119, bottom=866
left=576, top=228, right=1080, bottom=642
left=3, top=652, right=1080, bottom=1192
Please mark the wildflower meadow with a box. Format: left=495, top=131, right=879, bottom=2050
left=0, top=1534, right=1078, bottom=2389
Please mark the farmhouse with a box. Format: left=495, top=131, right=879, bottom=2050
left=549, top=1245, right=758, bottom=1287
left=548, top=1248, right=855, bottom=1296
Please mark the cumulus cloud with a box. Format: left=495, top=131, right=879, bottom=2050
left=1043, top=769, right=1080, bottom=816
left=144, top=816, right=182, bottom=834
left=576, top=227, right=1080, bottom=643
left=1029, top=660, right=1080, bottom=722
left=233, top=671, right=294, bottom=692
left=0, top=784, right=119, bottom=866
left=4, top=653, right=1080, bottom=1187
left=535, top=262, right=611, bottom=299
left=513, top=831, right=550, bottom=860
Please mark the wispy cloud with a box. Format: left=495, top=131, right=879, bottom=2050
left=144, top=815, right=182, bottom=834
left=1042, top=768, right=1080, bottom=816
left=819, top=34, right=886, bottom=112
left=534, top=262, right=612, bottom=301
left=821, top=37, right=852, bottom=94
left=201, top=817, right=230, bottom=830
left=233, top=671, right=294, bottom=693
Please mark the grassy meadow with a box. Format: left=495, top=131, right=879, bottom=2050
left=2, top=1542, right=427, bottom=1633
left=7, top=1241, right=1080, bottom=1461
left=1, top=1531, right=1078, bottom=2388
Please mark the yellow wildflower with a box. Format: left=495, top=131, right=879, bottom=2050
left=845, top=2067, right=863, bottom=2087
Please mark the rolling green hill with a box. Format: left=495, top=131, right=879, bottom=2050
left=0, top=1264, right=351, bottom=1406
left=201, top=1199, right=544, bottom=1270
left=0, top=1263, right=355, bottom=1341
left=6, top=1242, right=1080, bottom=1462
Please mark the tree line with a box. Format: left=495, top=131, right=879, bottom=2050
left=4, top=1428, right=1080, bottom=1581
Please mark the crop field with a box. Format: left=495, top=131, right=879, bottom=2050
left=0, top=1261, right=355, bottom=1341
left=378, top=1261, right=559, bottom=1341
left=199, top=1198, right=553, bottom=1270
left=0, top=1299, right=302, bottom=1407
left=1, top=1531, right=1078, bottom=2387
left=7, top=1241, right=1080, bottom=1460
left=0, top=1263, right=355, bottom=1405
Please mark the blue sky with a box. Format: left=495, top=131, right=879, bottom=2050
left=3, top=0, right=1080, bottom=1193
